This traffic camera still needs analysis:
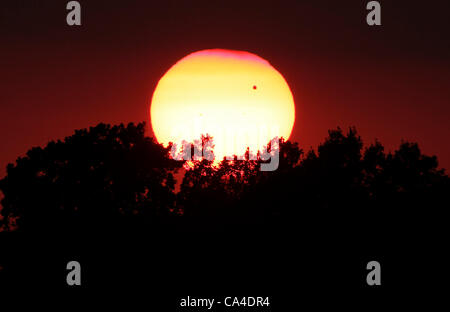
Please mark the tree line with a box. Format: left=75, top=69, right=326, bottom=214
left=0, top=122, right=448, bottom=238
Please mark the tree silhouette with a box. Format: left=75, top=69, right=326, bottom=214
left=176, top=137, right=303, bottom=228
left=1, top=123, right=448, bottom=290
left=0, top=124, right=448, bottom=238
left=236, top=127, right=449, bottom=244
left=0, top=122, right=181, bottom=233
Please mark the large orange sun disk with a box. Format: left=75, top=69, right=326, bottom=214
left=150, top=49, right=295, bottom=160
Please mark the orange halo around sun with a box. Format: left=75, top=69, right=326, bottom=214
left=150, top=49, right=296, bottom=160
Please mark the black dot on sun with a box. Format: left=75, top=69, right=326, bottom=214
left=253, top=85, right=257, bottom=90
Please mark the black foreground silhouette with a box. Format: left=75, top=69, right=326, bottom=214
left=0, top=122, right=448, bottom=298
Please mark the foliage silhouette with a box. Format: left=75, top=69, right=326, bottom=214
left=235, top=127, right=449, bottom=245
left=0, top=124, right=448, bottom=239
left=0, top=122, right=181, bottom=233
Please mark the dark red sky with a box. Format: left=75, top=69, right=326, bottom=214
left=1, top=0, right=449, bottom=178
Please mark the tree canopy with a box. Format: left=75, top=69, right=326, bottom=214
left=0, top=123, right=448, bottom=237
left=0, top=123, right=181, bottom=232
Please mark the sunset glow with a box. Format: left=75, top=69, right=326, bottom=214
left=150, top=49, right=295, bottom=160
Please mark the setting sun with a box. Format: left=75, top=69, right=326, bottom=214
left=150, top=49, right=295, bottom=160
